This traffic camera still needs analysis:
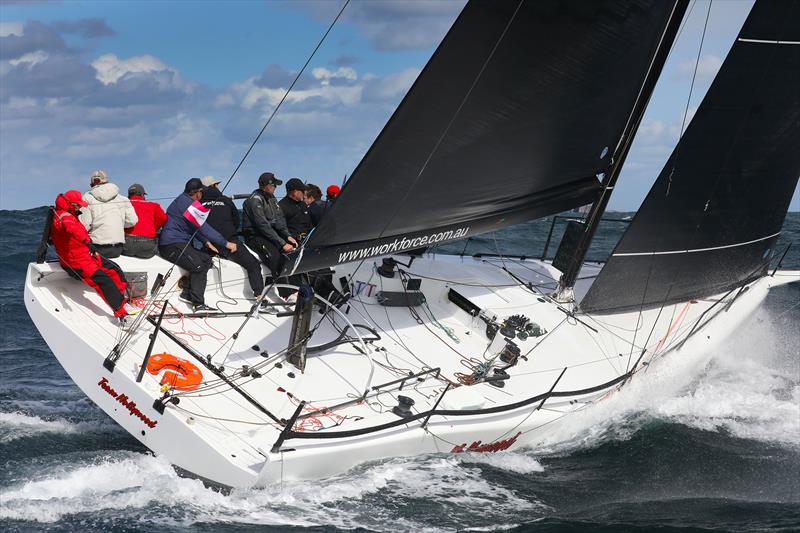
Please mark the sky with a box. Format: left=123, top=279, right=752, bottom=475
left=1, top=0, right=797, bottom=211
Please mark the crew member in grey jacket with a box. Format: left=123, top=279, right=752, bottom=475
left=80, top=170, right=138, bottom=258
left=242, top=172, right=297, bottom=297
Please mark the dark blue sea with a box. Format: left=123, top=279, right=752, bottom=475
left=1, top=208, right=798, bottom=532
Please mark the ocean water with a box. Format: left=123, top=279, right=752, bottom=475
left=1, top=207, right=798, bottom=532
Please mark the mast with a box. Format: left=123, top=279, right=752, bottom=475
left=555, top=0, right=689, bottom=300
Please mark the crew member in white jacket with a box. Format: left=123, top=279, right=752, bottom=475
left=80, top=170, right=138, bottom=258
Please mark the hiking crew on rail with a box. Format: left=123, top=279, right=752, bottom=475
left=159, top=178, right=238, bottom=312
left=51, top=169, right=340, bottom=321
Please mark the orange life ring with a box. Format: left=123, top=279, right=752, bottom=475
left=146, top=352, right=203, bottom=391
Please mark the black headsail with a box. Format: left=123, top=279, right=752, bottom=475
left=288, top=0, right=688, bottom=274
left=581, top=0, right=800, bottom=314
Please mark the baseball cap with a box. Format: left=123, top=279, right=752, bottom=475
left=201, top=176, right=221, bottom=188
left=326, top=184, right=341, bottom=198
left=63, top=190, right=88, bottom=207
left=286, top=178, right=307, bottom=192
left=258, top=172, right=282, bottom=187
left=184, top=178, right=204, bottom=194
left=90, top=170, right=108, bottom=186
left=128, top=183, right=147, bottom=197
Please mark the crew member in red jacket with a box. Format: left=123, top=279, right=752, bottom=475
left=123, top=183, right=167, bottom=258
left=51, top=190, right=138, bottom=326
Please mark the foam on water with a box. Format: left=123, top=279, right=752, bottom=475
left=456, top=451, right=545, bottom=474
left=2, top=208, right=797, bottom=530
left=655, top=301, right=800, bottom=447
left=0, top=411, right=91, bottom=443
left=0, top=450, right=548, bottom=530
left=528, top=290, right=800, bottom=455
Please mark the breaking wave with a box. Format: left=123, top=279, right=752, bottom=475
left=2, top=208, right=797, bottom=530
left=0, top=451, right=548, bottom=530
left=527, top=288, right=800, bottom=454
left=0, top=411, right=113, bottom=443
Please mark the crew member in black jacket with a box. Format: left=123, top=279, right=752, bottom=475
left=278, top=178, right=313, bottom=242
left=199, top=176, right=265, bottom=298
left=242, top=172, right=297, bottom=297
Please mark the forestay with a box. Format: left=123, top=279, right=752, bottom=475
left=289, top=0, right=687, bottom=274
left=581, top=0, right=800, bottom=314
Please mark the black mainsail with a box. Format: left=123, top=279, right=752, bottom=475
left=581, top=0, right=800, bottom=314
left=289, top=0, right=688, bottom=274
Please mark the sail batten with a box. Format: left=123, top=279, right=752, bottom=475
left=289, top=0, right=688, bottom=274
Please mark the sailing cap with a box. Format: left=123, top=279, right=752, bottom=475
left=258, top=172, right=282, bottom=187
left=326, top=184, right=340, bottom=198
left=62, top=190, right=88, bottom=207
left=286, top=178, right=307, bottom=192
left=90, top=169, right=108, bottom=186
left=128, top=183, right=147, bottom=197
left=201, top=176, right=221, bottom=188
left=184, top=178, right=204, bottom=194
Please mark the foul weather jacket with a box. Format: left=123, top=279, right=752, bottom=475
left=79, top=183, right=138, bottom=245
left=242, top=189, right=290, bottom=247
left=200, top=186, right=240, bottom=241
left=126, top=195, right=167, bottom=238
left=51, top=195, right=102, bottom=276
left=278, top=196, right=312, bottom=240
left=159, top=193, right=227, bottom=247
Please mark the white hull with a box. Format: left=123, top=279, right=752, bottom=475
left=24, top=252, right=799, bottom=487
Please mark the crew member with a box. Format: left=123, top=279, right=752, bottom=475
left=279, top=178, right=312, bottom=242
left=304, top=184, right=324, bottom=227
left=326, top=184, right=340, bottom=203
left=80, top=170, right=138, bottom=258
left=323, top=184, right=340, bottom=219
left=200, top=176, right=265, bottom=298
left=123, top=183, right=167, bottom=259
left=242, top=172, right=296, bottom=297
left=159, top=178, right=238, bottom=312
left=51, top=190, right=138, bottom=327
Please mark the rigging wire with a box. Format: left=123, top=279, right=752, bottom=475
left=666, top=0, right=713, bottom=197
left=625, top=0, right=713, bottom=370
left=110, top=0, right=351, bottom=356
left=217, top=0, right=350, bottom=196
left=630, top=0, right=786, bottom=363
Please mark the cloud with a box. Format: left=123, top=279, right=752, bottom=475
left=0, top=19, right=214, bottom=207
left=334, top=54, right=359, bottom=67
left=254, top=64, right=297, bottom=89
left=364, top=67, right=419, bottom=101
left=92, top=53, right=175, bottom=85
left=8, top=50, right=48, bottom=67
left=290, top=0, right=465, bottom=50
left=0, top=21, right=68, bottom=61
left=1, top=54, right=98, bottom=99
left=53, top=18, right=115, bottom=38
left=674, top=54, right=723, bottom=83
left=0, top=22, right=24, bottom=37
left=344, top=1, right=465, bottom=50
left=0, top=15, right=436, bottom=209
left=312, top=66, right=357, bottom=81
left=224, top=75, right=363, bottom=111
